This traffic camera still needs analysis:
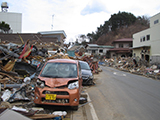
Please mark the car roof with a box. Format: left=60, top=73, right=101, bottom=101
left=47, top=59, right=78, bottom=64
left=79, top=60, right=88, bottom=64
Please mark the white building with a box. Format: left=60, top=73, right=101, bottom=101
left=38, top=30, right=67, bottom=47
left=0, top=12, right=22, bottom=33
left=133, top=12, right=160, bottom=64
left=86, top=44, right=114, bottom=56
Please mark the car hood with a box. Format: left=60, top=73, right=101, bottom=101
left=81, top=69, right=92, bottom=76
left=38, top=76, right=77, bottom=87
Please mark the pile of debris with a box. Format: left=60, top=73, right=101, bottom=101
left=104, top=57, right=160, bottom=79
left=0, top=40, right=102, bottom=119
left=0, top=41, right=70, bottom=119
left=74, top=52, right=102, bottom=74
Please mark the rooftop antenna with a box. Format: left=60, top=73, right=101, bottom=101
left=51, top=14, right=54, bottom=30
left=1, top=2, right=9, bottom=12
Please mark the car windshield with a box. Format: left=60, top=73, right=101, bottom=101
left=80, top=62, right=90, bottom=70
left=40, top=62, right=77, bottom=78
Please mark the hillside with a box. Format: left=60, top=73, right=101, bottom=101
left=86, top=12, right=150, bottom=46
left=95, top=22, right=149, bottom=45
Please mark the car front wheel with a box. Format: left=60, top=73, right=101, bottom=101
left=71, top=106, right=78, bottom=111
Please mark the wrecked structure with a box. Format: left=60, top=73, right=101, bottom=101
left=0, top=33, right=102, bottom=119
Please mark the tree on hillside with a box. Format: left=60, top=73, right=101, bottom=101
left=87, top=32, right=97, bottom=43
left=87, top=33, right=93, bottom=43
left=109, top=11, right=137, bottom=31
left=136, top=15, right=149, bottom=27
left=103, top=21, right=112, bottom=33
left=0, top=21, right=11, bottom=33
left=79, top=34, right=88, bottom=45
left=96, top=17, right=149, bottom=45
left=86, top=11, right=143, bottom=43
left=79, top=34, right=86, bottom=41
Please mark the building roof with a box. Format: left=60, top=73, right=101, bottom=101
left=38, top=30, right=67, bottom=39
left=112, top=38, right=132, bottom=43
left=87, top=44, right=99, bottom=47
left=98, top=45, right=114, bottom=48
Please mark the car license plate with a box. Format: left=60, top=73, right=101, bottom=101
left=45, top=94, right=57, bottom=100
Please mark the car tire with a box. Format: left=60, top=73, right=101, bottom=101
left=71, top=106, right=78, bottom=111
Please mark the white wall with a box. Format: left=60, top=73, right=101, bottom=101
left=133, top=13, right=160, bottom=56
left=133, top=12, right=160, bottom=63
left=0, top=12, right=22, bottom=33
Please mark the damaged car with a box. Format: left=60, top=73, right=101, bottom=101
left=79, top=60, right=94, bottom=86
left=34, top=59, right=83, bottom=110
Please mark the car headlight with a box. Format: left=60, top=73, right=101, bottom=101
left=36, top=79, right=45, bottom=88
left=68, top=81, right=79, bottom=90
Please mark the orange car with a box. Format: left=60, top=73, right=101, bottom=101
left=34, top=59, right=83, bottom=110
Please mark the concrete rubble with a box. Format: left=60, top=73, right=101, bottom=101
left=0, top=40, right=102, bottom=119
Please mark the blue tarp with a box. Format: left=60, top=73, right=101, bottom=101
left=67, top=51, right=75, bottom=57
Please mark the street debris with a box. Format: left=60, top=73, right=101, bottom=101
left=104, top=57, right=160, bottom=79
left=0, top=39, right=102, bottom=119
left=1, top=37, right=159, bottom=119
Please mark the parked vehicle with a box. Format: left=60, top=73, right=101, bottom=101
left=79, top=60, right=94, bottom=86
left=34, top=59, right=83, bottom=110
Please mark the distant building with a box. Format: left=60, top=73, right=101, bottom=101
left=85, top=44, right=99, bottom=54
left=86, top=44, right=114, bottom=56
left=0, top=2, right=22, bottom=33
left=38, top=30, right=67, bottom=47
left=133, top=12, right=160, bottom=64
left=0, top=12, right=22, bottom=33
left=109, top=38, right=133, bottom=58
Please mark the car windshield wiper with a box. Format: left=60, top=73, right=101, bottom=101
left=41, top=75, right=53, bottom=78
left=68, top=76, right=77, bottom=78
left=41, top=75, right=61, bottom=78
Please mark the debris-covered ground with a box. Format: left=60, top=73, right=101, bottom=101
left=0, top=40, right=102, bottom=119
left=1, top=39, right=159, bottom=119
left=103, top=57, right=160, bottom=80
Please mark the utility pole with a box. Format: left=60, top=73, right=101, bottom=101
left=51, top=14, right=54, bottom=30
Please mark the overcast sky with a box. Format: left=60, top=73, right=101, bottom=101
left=1, top=0, right=160, bottom=43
